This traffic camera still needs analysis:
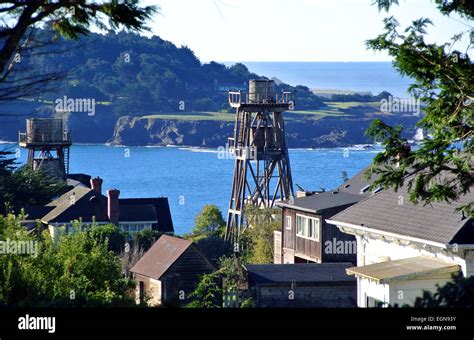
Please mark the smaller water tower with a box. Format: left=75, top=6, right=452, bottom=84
left=18, top=118, right=72, bottom=180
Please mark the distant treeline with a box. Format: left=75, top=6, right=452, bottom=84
left=10, top=29, right=393, bottom=115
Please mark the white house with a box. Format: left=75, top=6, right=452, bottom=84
left=327, top=184, right=474, bottom=307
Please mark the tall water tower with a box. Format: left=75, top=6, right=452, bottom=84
left=225, top=79, right=294, bottom=244
left=18, top=118, right=71, bottom=180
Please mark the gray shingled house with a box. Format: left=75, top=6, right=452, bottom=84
left=245, top=263, right=356, bottom=307
left=130, top=235, right=216, bottom=306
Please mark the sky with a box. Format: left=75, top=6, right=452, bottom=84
left=141, top=0, right=472, bottom=62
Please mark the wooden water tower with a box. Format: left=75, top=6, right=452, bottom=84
left=18, top=118, right=71, bottom=180
left=225, top=80, right=295, bottom=243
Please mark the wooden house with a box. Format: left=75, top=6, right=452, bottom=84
left=275, top=166, right=379, bottom=264
left=130, top=235, right=216, bottom=306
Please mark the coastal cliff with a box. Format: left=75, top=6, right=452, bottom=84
left=109, top=112, right=420, bottom=148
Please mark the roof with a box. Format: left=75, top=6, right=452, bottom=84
left=277, top=191, right=364, bottom=214
left=119, top=198, right=173, bottom=232
left=42, top=186, right=109, bottom=223
left=119, top=204, right=156, bottom=222
left=245, top=263, right=356, bottom=285
left=66, top=178, right=87, bottom=188
left=346, top=256, right=460, bottom=284
left=130, top=235, right=193, bottom=279
left=22, top=206, right=54, bottom=220
left=337, top=166, right=379, bottom=195
left=277, top=165, right=378, bottom=214
left=328, top=185, right=474, bottom=245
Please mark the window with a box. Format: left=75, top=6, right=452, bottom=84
left=296, top=215, right=305, bottom=236
left=296, top=214, right=320, bottom=241
left=285, top=216, right=292, bottom=230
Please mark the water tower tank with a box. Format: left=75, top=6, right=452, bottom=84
left=248, top=79, right=275, bottom=103
left=26, top=118, right=64, bottom=143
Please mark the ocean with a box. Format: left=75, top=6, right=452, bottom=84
left=227, top=61, right=413, bottom=98
left=2, top=143, right=380, bottom=235
left=2, top=62, right=403, bottom=234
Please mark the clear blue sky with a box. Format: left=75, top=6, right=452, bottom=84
left=141, top=0, right=472, bottom=62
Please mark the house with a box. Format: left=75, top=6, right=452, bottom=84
left=327, top=181, right=474, bottom=307
left=130, top=235, right=216, bottom=306
left=23, top=176, right=173, bottom=237
left=245, top=263, right=356, bottom=307
left=275, top=166, right=379, bottom=264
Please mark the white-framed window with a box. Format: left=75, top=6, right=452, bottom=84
left=296, top=214, right=320, bottom=241
left=296, top=215, right=304, bottom=236
left=285, top=216, right=292, bottom=230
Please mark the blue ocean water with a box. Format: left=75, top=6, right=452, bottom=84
left=3, top=143, right=378, bottom=235
left=227, top=62, right=413, bottom=98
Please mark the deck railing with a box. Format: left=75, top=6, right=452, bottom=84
left=19, top=131, right=71, bottom=144
left=228, top=91, right=294, bottom=107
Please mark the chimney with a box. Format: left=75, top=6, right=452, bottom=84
left=90, top=176, right=103, bottom=195
left=107, top=189, right=120, bottom=225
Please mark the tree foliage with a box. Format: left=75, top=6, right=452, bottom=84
left=183, top=205, right=232, bottom=262
left=413, top=273, right=474, bottom=307
left=365, top=0, right=473, bottom=215
left=242, top=207, right=281, bottom=264
left=0, top=216, right=135, bottom=307
left=0, top=0, right=157, bottom=101
left=192, top=204, right=226, bottom=239
left=0, top=151, right=67, bottom=214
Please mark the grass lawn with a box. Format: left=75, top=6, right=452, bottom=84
left=141, top=111, right=234, bottom=122
left=140, top=101, right=380, bottom=122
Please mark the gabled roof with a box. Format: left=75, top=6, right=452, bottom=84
left=245, top=263, right=356, bottom=284
left=42, top=186, right=108, bottom=223
left=346, top=256, right=460, bottom=284
left=278, top=191, right=364, bottom=214
left=130, top=235, right=193, bottom=279
left=328, top=185, right=474, bottom=245
left=278, top=165, right=379, bottom=214
left=23, top=185, right=173, bottom=232
left=119, top=197, right=173, bottom=232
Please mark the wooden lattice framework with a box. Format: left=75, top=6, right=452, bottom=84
left=225, top=83, right=294, bottom=244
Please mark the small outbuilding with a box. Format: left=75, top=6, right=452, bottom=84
left=245, top=263, right=356, bottom=308
left=130, top=235, right=216, bottom=306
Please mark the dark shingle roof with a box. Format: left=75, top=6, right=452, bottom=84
left=278, top=191, right=364, bottom=213
left=42, top=186, right=109, bottom=223
left=119, top=198, right=174, bottom=232
left=245, top=263, right=356, bottom=284
left=22, top=206, right=54, bottom=220
left=278, top=165, right=379, bottom=213
left=119, top=204, right=156, bottom=222
left=338, top=166, right=379, bottom=195
left=329, top=186, right=474, bottom=245
left=130, top=235, right=192, bottom=279
left=38, top=188, right=173, bottom=232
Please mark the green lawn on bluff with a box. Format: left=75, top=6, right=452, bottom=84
left=140, top=101, right=381, bottom=122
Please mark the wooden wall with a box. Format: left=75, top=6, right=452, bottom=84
left=252, top=282, right=356, bottom=308
left=163, top=246, right=216, bottom=303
